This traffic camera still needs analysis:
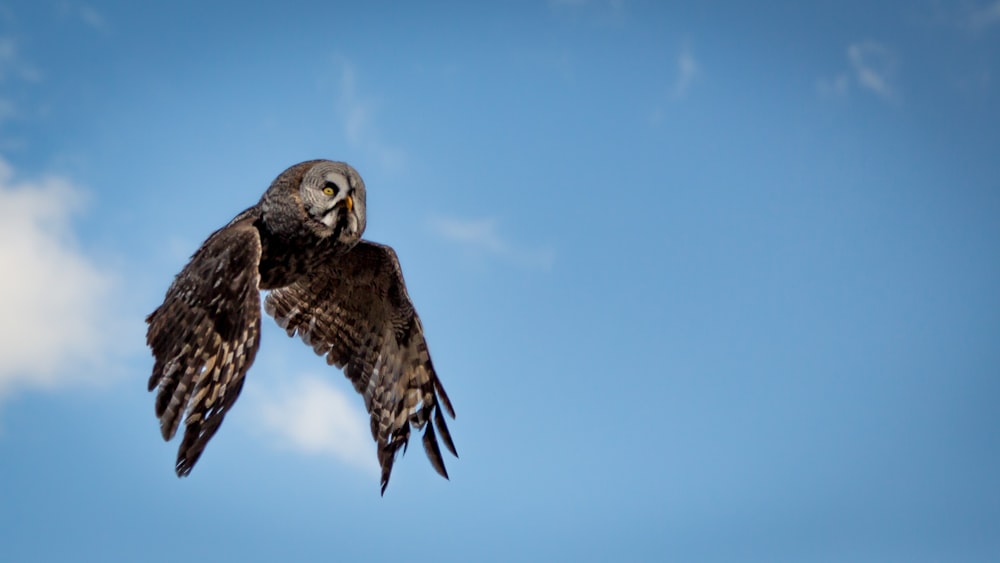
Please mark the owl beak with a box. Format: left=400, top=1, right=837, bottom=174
left=345, top=195, right=353, bottom=212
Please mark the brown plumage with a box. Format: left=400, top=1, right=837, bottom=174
left=146, top=160, right=457, bottom=493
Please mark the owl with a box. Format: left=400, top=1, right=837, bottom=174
left=145, top=160, right=456, bottom=494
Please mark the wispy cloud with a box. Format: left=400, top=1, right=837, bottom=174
left=818, top=41, right=897, bottom=102
left=848, top=41, right=896, bottom=100
left=0, top=157, right=118, bottom=401
left=548, top=0, right=627, bottom=26
left=816, top=72, right=850, bottom=98
left=429, top=216, right=555, bottom=270
left=334, top=58, right=405, bottom=171
left=673, top=46, right=699, bottom=98
left=255, top=374, right=377, bottom=474
left=0, top=98, right=15, bottom=122
left=0, top=36, right=43, bottom=128
left=0, top=36, right=42, bottom=84
left=969, top=0, right=1000, bottom=30
left=650, top=44, right=700, bottom=124
left=57, top=1, right=108, bottom=32
left=548, top=0, right=625, bottom=11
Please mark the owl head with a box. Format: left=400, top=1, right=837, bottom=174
left=262, top=160, right=367, bottom=249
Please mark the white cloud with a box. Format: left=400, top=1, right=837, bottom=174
left=650, top=45, right=700, bottom=124
left=57, top=2, right=108, bottom=31
left=816, top=73, right=850, bottom=98
left=0, top=98, right=15, bottom=121
left=817, top=41, right=897, bottom=102
left=0, top=36, right=42, bottom=126
left=848, top=41, right=896, bottom=100
left=429, top=216, right=555, bottom=270
left=969, top=0, right=1000, bottom=30
left=673, top=46, right=699, bottom=98
left=334, top=58, right=406, bottom=171
left=0, top=157, right=117, bottom=400
left=548, top=0, right=627, bottom=26
left=549, top=0, right=626, bottom=9
left=255, top=374, right=377, bottom=474
left=0, top=37, right=14, bottom=65
left=78, top=6, right=107, bottom=31
left=0, top=36, right=42, bottom=84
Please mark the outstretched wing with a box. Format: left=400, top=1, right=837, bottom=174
left=264, top=240, right=456, bottom=494
left=146, top=211, right=263, bottom=476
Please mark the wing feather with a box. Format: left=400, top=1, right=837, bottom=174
left=264, top=240, right=456, bottom=494
left=146, top=213, right=263, bottom=476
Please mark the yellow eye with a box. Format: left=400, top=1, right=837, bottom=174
left=322, top=186, right=335, bottom=196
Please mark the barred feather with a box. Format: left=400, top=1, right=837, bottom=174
left=146, top=214, right=262, bottom=475
left=146, top=160, right=456, bottom=494
left=265, top=241, right=458, bottom=494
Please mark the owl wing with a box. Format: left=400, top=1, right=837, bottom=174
left=264, top=240, right=457, bottom=494
left=146, top=210, right=263, bottom=476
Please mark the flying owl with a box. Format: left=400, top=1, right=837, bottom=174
left=145, top=160, right=456, bottom=494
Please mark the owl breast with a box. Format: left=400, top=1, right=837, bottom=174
left=255, top=222, right=346, bottom=290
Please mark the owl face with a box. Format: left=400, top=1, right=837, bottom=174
left=299, top=161, right=367, bottom=247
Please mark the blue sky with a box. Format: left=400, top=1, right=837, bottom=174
left=1, top=1, right=999, bottom=561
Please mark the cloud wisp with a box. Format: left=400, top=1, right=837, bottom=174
left=848, top=41, right=896, bottom=100
left=0, top=36, right=41, bottom=83
left=818, top=41, right=897, bottom=102
left=673, top=46, right=700, bottom=99
left=255, top=374, right=377, bottom=474
left=969, top=0, right=1000, bottom=30
left=56, top=2, right=109, bottom=32
left=0, top=36, right=43, bottom=128
left=334, top=58, right=406, bottom=171
left=429, top=216, right=554, bottom=270
left=650, top=45, right=700, bottom=124
left=0, top=158, right=117, bottom=401
left=548, top=0, right=627, bottom=25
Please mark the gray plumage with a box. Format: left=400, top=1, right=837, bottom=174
left=146, top=160, right=456, bottom=494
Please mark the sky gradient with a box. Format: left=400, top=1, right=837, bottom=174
left=1, top=1, right=999, bottom=561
